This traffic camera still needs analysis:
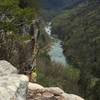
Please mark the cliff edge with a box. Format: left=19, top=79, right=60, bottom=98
left=0, top=60, right=84, bottom=100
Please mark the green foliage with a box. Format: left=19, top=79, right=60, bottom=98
left=0, top=0, right=39, bottom=68
left=0, top=0, right=39, bottom=33
left=52, top=1, right=100, bottom=99
left=63, top=66, right=80, bottom=81
left=37, top=50, right=80, bottom=94
left=15, top=34, right=31, bottom=41
left=91, top=80, right=100, bottom=100
left=0, top=0, right=19, bottom=8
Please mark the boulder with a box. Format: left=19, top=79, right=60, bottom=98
left=42, top=92, right=55, bottom=100
left=0, top=60, right=29, bottom=100
left=0, top=75, right=29, bottom=100
left=61, top=93, right=85, bottom=100
left=45, top=87, right=64, bottom=95
left=70, top=94, right=84, bottom=100
left=28, top=82, right=44, bottom=92
left=0, top=60, right=84, bottom=100
left=27, top=83, right=85, bottom=100
left=0, top=60, right=17, bottom=76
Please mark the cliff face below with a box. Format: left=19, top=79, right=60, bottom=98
left=0, top=60, right=84, bottom=100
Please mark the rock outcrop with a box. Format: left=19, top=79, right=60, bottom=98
left=0, top=60, right=18, bottom=76
left=0, top=60, right=29, bottom=100
left=27, top=83, right=84, bottom=100
left=0, top=60, right=84, bottom=100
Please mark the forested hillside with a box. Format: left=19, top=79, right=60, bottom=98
left=40, top=0, right=85, bottom=10
left=52, top=0, right=100, bottom=100
left=0, top=0, right=99, bottom=100
left=0, top=0, right=39, bottom=67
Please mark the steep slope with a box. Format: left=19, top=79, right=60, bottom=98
left=52, top=1, right=100, bottom=100
left=39, top=0, right=86, bottom=20
left=40, top=0, right=85, bottom=11
left=0, top=60, right=84, bottom=100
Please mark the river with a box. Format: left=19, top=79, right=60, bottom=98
left=45, top=22, right=67, bottom=66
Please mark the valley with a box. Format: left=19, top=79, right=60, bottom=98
left=45, top=22, right=67, bottom=66
left=0, top=0, right=99, bottom=100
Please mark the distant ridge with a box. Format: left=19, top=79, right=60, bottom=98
left=40, top=0, right=86, bottom=11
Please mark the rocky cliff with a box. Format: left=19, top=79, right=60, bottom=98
left=0, top=60, right=84, bottom=100
left=0, top=60, right=28, bottom=100
left=27, top=83, right=84, bottom=100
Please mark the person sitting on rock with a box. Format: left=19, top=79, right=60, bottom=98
left=31, top=67, right=37, bottom=82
